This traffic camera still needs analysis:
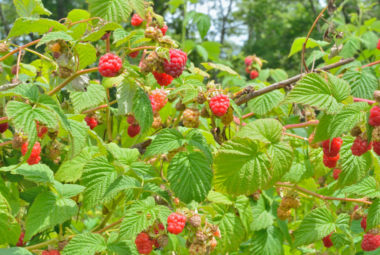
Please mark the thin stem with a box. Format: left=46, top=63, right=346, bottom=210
left=173, top=111, right=183, bottom=128
left=284, top=121, right=319, bottom=129
left=93, top=218, right=124, bottom=234
left=91, top=193, right=125, bottom=232
left=9, top=43, right=57, bottom=66
left=106, top=106, right=112, bottom=142
left=129, top=46, right=156, bottom=53
left=68, top=17, right=102, bottom=28
left=16, top=48, right=22, bottom=79
left=354, top=97, right=375, bottom=105
left=82, top=100, right=117, bottom=114
left=182, top=0, right=187, bottom=50
left=0, top=140, right=12, bottom=147
left=284, top=133, right=307, bottom=140
left=0, top=39, right=40, bottom=63
left=106, top=36, right=110, bottom=53
left=139, top=50, right=147, bottom=68
left=242, top=112, right=255, bottom=119
left=25, top=239, right=56, bottom=251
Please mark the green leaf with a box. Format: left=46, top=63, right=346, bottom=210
left=250, top=226, right=284, bottom=255
left=14, top=0, right=52, bottom=17
left=107, top=143, right=140, bottom=167
left=87, top=0, right=133, bottom=24
left=103, top=176, right=140, bottom=198
left=201, top=63, right=239, bottom=76
left=144, top=129, right=186, bottom=158
left=309, top=148, right=330, bottom=178
left=0, top=83, right=39, bottom=102
left=195, top=14, right=211, bottom=39
left=107, top=239, right=139, bottom=255
left=266, top=141, right=294, bottom=187
left=81, top=156, right=117, bottom=210
left=282, top=152, right=313, bottom=183
left=36, top=31, right=73, bottom=47
left=248, top=82, right=284, bottom=115
left=12, top=163, right=54, bottom=184
left=0, top=194, right=21, bottom=245
left=66, top=119, right=88, bottom=159
left=340, top=176, right=380, bottom=198
left=67, top=9, right=91, bottom=40
left=234, top=195, right=253, bottom=232
left=291, top=208, right=335, bottom=250
left=335, top=213, right=350, bottom=231
left=337, top=136, right=372, bottom=188
left=71, top=83, right=106, bottom=113
left=132, top=86, right=153, bottom=133
left=207, top=191, right=234, bottom=205
left=236, top=118, right=283, bottom=143
left=250, top=195, right=274, bottom=231
left=7, top=18, right=67, bottom=38
left=81, top=22, right=123, bottom=42
left=185, top=129, right=213, bottom=164
left=25, top=189, right=78, bottom=239
left=74, top=43, right=97, bottom=70
left=62, top=233, right=107, bottom=255
left=167, top=152, right=213, bottom=203
left=306, top=50, right=328, bottom=66
left=288, top=37, right=330, bottom=57
left=362, top=31, right=379, bottom=50
left=113, top=29, right=137, bottom=47
left=367, top=198, right=380, bottom=231
left=313, top=113, right=334, bottom=143
left=330, top=233, right=352, bottom=249
left=340, top=38, right=360, bottom=58
left=282, top=73, right=350, bottom=114
left=0, top=247, right=33, bottom=255
left=342, top=68, right=379, bottom=100
left=214, top=137, right=271, bottom=196
left=116, top=79, right=137, bottom=116
left=38, top=94, right=71, bottom=133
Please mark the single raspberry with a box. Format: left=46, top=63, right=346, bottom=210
left=323, top=154, right=339, bottom=168
left=0, top=122, right=8, bottom=133
left=361, top=233, right=380, bottom=251
left=370, top=106, right=380, bottom=127
left=209, top=94, right=230, bottom=117
left=221, top=107, right=234, bottom=125
left=101, top=32, right=110, bottom=40
left=281, top=196, right=300, bottom=210
left=58, top=66, right=73, bottom=79
left=127, top=115, right=135, bottom=125
left=252, top=190, right=261, bottom=201
left=152, top=116, right=162, bottom=129
left=183, top=108, right=200, bottom=128
left=210, top=237, right=217, bottom=251
left=362, top=217, right=367, bottom=231
left=277, top=207, right=291, bottom=221
left=153, top=71, right=174, bottom=86
left=189, top=214, right=201, bottom=228
left=322, top=138, right=343, bottom=157
left=98, top=53, right=122, bottom=77
left=175, top=101, right=186, bottom=111
left=322, top=233, right=333, bottom=248
left=128, top=124, right=141, bottom=138
left=250, top=70, right=259, bottom=79
left=53, top=52, right=61, bottom=59
left=149, top=89, right=167, bottom=112
left=85, top=116, right=98, bottom=130
left=129, top=51, right=139, bottom=58
left=374, top=141, right=380, bottom=156
left=135, top=232, right=153, bottom=254
left=351, top=126, right=363, bottom=137
left=144, top=27, right=156, bottom=39
left=51, top=43, right=61, bottom=52
left=244, top=57, right=252, bottom=66
left=377, top=39, right=380, bottom=50
left=21, top=142, right=42, bottom=165
left=11, top=65, right=19, bottom=75
left=163, top=49, right=187, bottom=78
left=16, top=232, right=25, bottom=247
left=42, top=250, right=61, bottom=255
left=131, top=14, right=144, bottom=26
left=353, top=207, right=364, bottom=220
left=333, top=169, right=341, bottom=180
left=160, top=25, right=168, bottom=36
left=245, top=67, right=250, bottom=74
left=351, top=136, right=372, bottom=156
left=38, top=126, right=48, bottom=138
left=174, top=197, right=180, bottom=206
left=156, top=234, right=168, bottom=248
left=189, top=243, right=207, bottom=255
left=0, top=43, right=8, bottom=53
left=196, top=92, right=206, bottom=104
left=213, top=228, right=221, bottom=239
left=167, top=213, right=187, bottom=235
left=196, top=231, right=207, bottom=242
left=141, top=51, right=165, bottom=74
left=308, top=133, right=319, bottom=149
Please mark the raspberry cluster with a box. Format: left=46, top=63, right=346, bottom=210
left=323, top=154, right=340, bottom=168
left=209, top=94, right=230, bottom=117
left=36, top=121, right=48, bottom=138
left=167, top=213, right=187, bottom=234
left=163, top=49, right=187, bottom=78
left=189, top=243, right=207, bottom=255
left=322, top=233, right=333, bottom=248
left=369, top=106, right=380, bottom=127
left=351, top=136, right=372, bottom=156
left=362, top=216, right=367, bottom=231
left=250, top=70, right=259, bottom=79
left=128, top=124, right=141, bottom=138
left=85, top=116, right=98, bottom=130
left=149, top=89, right=167, bottom=112
left=153, top=71, right=174, bottom=86
left=131, top=14, right=144, bottom=26
left=322, top=138, right=343, bottom=157
left=0, top=122, right=8, bottom=133
left=183, top=108, right=200, bottom=128
left=362, top=233, right=380, bottom=251
left=333, top=169, right=341, bottom=180
left=16, top=232, right=25, bottom=247
left=98, top=53, right=122, bottom=77
left=21, top=142, right=41, bottom=165
left=280, top=196, right=300, bottom=210
left=42, top=250, right=61, bottom=255
left=135, top=232, right=154, bottom=254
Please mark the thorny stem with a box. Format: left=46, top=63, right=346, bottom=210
left=284, top=121, right=319, bottom=129
left=82, top=100, right=117, bottom=114
left=0, top=39, right=40, bottom=63
left=354, top=97, right=375, bottom=105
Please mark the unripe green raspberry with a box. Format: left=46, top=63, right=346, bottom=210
left=374, top=90, right=380, bottom=104
left=277, top=206, right=291, bottom=221
left=59, top=66, right=73, bottom=78
left=183, top=108, right=200, bottom=128
left=189, top=243, right=207, bottom=255
left=221, top=107, right=234, bottom=125
left=373, top=126, right=380, bottom=142
left=0, top=43, right=8, bottom=53
left=145, top=27, right=156, bottom=39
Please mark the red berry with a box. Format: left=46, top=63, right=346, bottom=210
left=42, top=251, right=49, bottom=255
left=351, top=136, right=372, bottom=156
left=127, top=115, right=135, bottom=125
left=167, top=213, right=186, bottom=235
left=160, top=25, right=168, bottom=36
left=135, top=232, right=153, bottom=255
left=49, top=250, right=61, bottom=255
left=374, top=141, right=380, bottom=156
left=333, top=169, right=341, bottom=180
left=21, top=142, right=41, bottom=165
left=245, top=67, right=250, bottom=74
left=361, top=217, right=367, bottom=231
left=250, top=70, right=259, bottom=79
left=361, top=233, right=380, bottom=251
left=163, top=49, right=187, bottom=78
left=377, top=39, right=380, bottom=50
left=213, top=228, right=221, bottom=239
left=129, top=51, right=139, bottom=58
left=323, top=154, right=339, bottom=168
left=131, top=14, right=143, bottom=27
left=322, top=233, right=333, bottom=248
left=128, top=124, right=141, bottom=138
left=369, top=106, right=380, bottom=127
left=85, top=116, right=98, bottom=130
left=0, top=122, right=9, bottom=133
left=37, top=121, right=48, bottom=138
left=149, top=89, right=168, bottom=112
left=153, top=71, right=174, bottom=86
left=244, top=57, right=252, bottom=66
left=209, top=94, right=230, bottom=117
left=16, top=232, right=25, bottom=247
left=322, top=138, right=343, bottom=157
left=98, top=53, right=122, bottom=77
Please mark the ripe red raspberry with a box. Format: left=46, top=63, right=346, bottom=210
left=333, top=169, right=341, bottom=180
left=149, top=89, right=167, bottom=112
left=167, top=213, right=186, bottom=235
left=0, top=122, right=8, bottom=133
left=361, top=217, right=367, bottom=231
left=85, top=116, right=98, bottom=130
left=135, top=232, right=154, bottom=254
left=21, top=142, right=42, bottom=165
left=128, top=124, right=141, bottom=138
left=369, top=106, right=380, bottom=127
left=42, top=250, right=61, bottom=255
left=377, top=39, right=380, bottom=50
left=160, top=25, right=168, bottom=36
left=98, top=53, right=122, bottom=77
left=129, top=51, right=139, bottom=58
left=153, top=71, right=174, bottom=86
left=250, top=70, right=259, bottom=79
left=209, top=94, right=230, bottom=117
left=245, top=67, right=250, bottom=73
left=127, top=115, right=135, bottom=125
left=163, top=49, right=187, bottom=78
left=16, top=232, right=25, bottom=247
left=323, top=154, right=339, bottom=168
left=322, top=138, right=343, bottom=157
left=131, top=14, right=143, bottom=26
left=362, top=233, right=380, bottom=251
left=351, top=136, right=372, bottom=156
left=244, top=57, right=252, bottom=66
left=36, top=121, right=48, bottom=138
left=322, top=233, right=333, bottom=248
